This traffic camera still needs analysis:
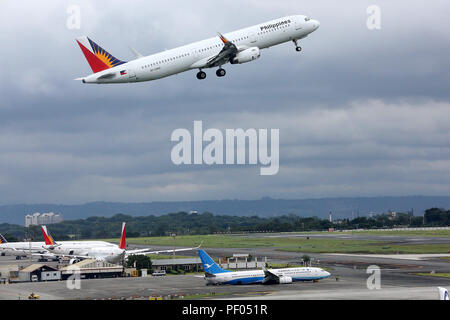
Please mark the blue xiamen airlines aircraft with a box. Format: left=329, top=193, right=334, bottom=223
left=198, top=249, right=330, bottom=285
left=75, top=15, right=320, bottom=83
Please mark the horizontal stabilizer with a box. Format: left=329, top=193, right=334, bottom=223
left=97, top=72, right=116, bottom=80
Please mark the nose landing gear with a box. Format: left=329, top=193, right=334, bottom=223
left=293, top=39, right=302, bottom=52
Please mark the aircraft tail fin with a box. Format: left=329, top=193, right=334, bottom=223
left=41, top=226, right=57, bottom=246
left=0, top=233, right=7, bottom=243
left=76, top=36, right=127, bottom=73
left=438, top=287, right=449, bottom=300
left=119, top=222, right=126, bottom=249
left=198, top=249, right=230, bottom=274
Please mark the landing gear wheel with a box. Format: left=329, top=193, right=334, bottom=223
left=293, top=39, right=302, bottom=52
left=216, top=68, right=226, bottom=77
left=196, top=71, right=206, bottom=80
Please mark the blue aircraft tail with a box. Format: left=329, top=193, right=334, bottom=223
left=0, top=233, right=7, bottom=243
left=438, top=287, right=449, bottom=300
left=198, top=249, right=230, bottom=274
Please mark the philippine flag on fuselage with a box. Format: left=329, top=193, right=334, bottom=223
left=120, top=70, right=127, bottom=75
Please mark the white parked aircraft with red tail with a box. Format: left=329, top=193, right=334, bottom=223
left=75, top=15, right=319, bottom=84
left=41, top=223, right=201, bottom=264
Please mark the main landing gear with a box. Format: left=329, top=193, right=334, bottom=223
left=216, top=68, right=226, bottom=77
left=197, top=68, right=227, bottom=80
left=196, top=70, right=206, bottom=80
left=293, top=39, right=302, bottom=52
left=196, top=68, right=227, bottom=79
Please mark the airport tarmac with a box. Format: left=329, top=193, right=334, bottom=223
left=1, top=232, right=448, bottom=300
left=0, top=247, right=449, bottom=300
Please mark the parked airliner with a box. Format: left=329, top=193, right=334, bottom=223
left=75, top=15, right=319, bottom=84
left=198, top=249, right=330, bottom=285
left=0, top=233, right=56, bottom=260
left=41, top=223, right=201, bottom=264
left=0, top=232, right=113, bottom=261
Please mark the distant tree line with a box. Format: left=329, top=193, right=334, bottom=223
left=0, top=208, right=448, bottom=241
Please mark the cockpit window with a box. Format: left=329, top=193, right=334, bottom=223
left=304, top=17, right=311, bottom=21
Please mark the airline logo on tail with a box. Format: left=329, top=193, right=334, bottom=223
left=41, top=226, right=56, bottom=246
left=119, top=222, right=126, bottom=249
left=76, top=36, right=126, bottom=73
left=0, top=233, right=7, bottom=244
left=198, top=249, right=230, bottom=274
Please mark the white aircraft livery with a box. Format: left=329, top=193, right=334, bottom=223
left=0, top=233, right=55, bottom=260
left=75, top=15, right=320, bottom=84
left=198, top=249, right=330, bottom=285
left=41, top=223, right=201, bottom=264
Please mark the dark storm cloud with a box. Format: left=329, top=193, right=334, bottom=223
left=0, top=0, right=449, bottom=204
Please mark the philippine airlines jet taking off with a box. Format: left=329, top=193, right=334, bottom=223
left=75, top=15, right=319, bottom=84
left=198, top=249, right=330, bottom=285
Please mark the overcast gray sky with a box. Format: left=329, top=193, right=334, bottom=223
left=0, top=0, right=449, bottom=204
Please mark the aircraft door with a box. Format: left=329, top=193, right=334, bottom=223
left=294, top=16, right=303, bottom=31
left=249, top=31, right=257, bottom=44
left=128, top=68, right=136, bottom=79
left=190, top=47, right=199, bottom=61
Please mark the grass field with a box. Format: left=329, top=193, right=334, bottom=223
left=339, top=229, right=450, bottom=237
left=246, top=229, right=450, bottom=237
left=102, top=233, right=450, bottom=254
left=415, top=273, right=450, bottom=278
left=277, top=242, right=450, bottom=254
left=146, top=254, right=193, bottom=260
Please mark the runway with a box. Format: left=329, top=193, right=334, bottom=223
left=225, top=287, right=444, bottom=300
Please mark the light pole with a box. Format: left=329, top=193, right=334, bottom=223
left=171, top=233, right=176, bottom=260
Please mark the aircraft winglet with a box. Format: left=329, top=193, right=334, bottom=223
left=129, top=47, right=143, bottom=59
left=217, top=32, right=229, bottom=44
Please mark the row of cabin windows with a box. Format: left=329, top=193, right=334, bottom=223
left=197, top=35, right=249, bottom=52
left=195, top=35, right=250, bottom=56
left=141, top=52, right=191, bottom=69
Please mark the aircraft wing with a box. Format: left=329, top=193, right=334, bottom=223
left=11, top=247, right=55, bottom=256
left=125, top=242, right=202, bottom=257
left=55, top=254, right=93, bottom=260
left=31, top=252, right=60, bottom=258
left=261, top=267, right=280, bottom=284
left=35, top=252, right=93, bottom=260
left=191, top=33, right=239, bottom=69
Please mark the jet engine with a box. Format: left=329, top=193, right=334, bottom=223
left=278, top=276, right=293, bottom=284
left=231, top=47, right=261, bottom=64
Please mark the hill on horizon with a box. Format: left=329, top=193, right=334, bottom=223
left=1, top=196, right=450, bottom=225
